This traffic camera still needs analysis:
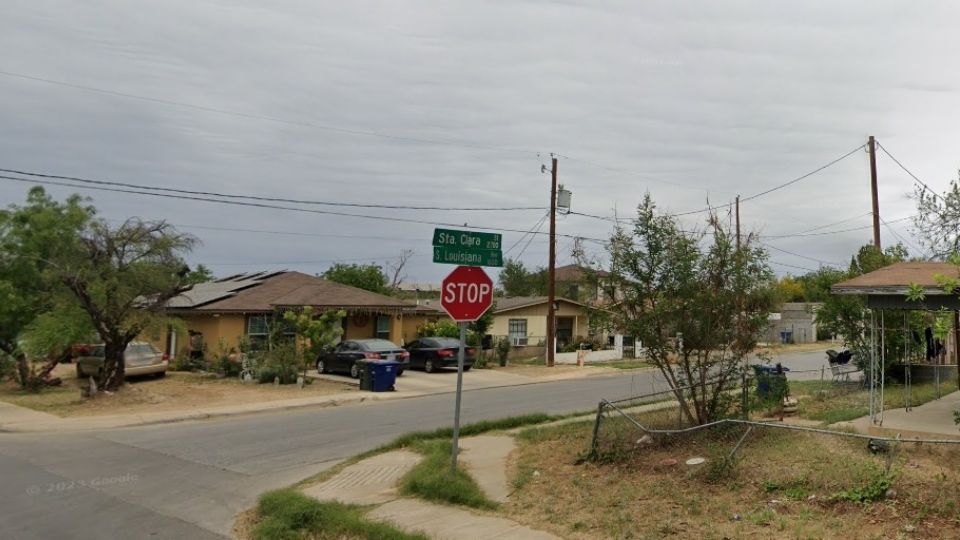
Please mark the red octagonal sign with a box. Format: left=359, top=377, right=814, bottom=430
left=440, top=266, right=494, bottom=322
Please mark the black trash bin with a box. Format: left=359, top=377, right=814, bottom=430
left=357, top=360, right=372, bottom=391
left=753, top=363, right=789, bottom=400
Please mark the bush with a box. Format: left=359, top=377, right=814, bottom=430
left=496, top=337, right=511, bottom=367
left=259, top=343, right=299, bottom=384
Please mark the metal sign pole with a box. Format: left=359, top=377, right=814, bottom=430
left=451, top=321, right=467, bottom=472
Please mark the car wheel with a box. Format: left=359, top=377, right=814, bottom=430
left=397, top=369, right=404, bottom=377
left=424, top=359, right=435, bottom=373
left=350, top=363, right=360, bottom=379
left=463, top=365, right=472, bottom=372
left=316, top=359, right=327, bottom=374
left=154, top=371, right=166, bottom=378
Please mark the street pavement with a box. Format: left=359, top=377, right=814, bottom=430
left=0, top=348, right=825, bottom=540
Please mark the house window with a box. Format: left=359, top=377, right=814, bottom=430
left=247, top=314, right=270, bottom=350
left=508, top=319, right=528, bottom=346
left=375, top=315, right=391, bottom=340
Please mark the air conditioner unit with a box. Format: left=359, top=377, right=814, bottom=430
left=511, top=337, right=528, bottom=347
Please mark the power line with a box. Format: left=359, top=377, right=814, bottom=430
left=880, top=216, right=924, bottom=258
left=762, top=215, right=915, bottom=239
left=0, top=167, right=544, bottom=212
left=761, top=243, right=843, bottom=267
left=875, top=141, right=946, bottom=202
left=103, top=218, right=423, bottom=243
left=777, top=212, right=873, bottom=236
left=504, top=211, right=550, bottom=256
left=0, top=173, right=607, bottom=242
left=770, top=260, right=819, bottom=273
left=672, top=143, right=867, bottom=217
left=0, top=70, right=539, bottom=156
left=207, top=254, right=409, bottom=266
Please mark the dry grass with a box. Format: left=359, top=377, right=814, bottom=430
left=505, top=415, right=960, bottom=539
left=790, top=380, right=959, bottom=424
left=0, top=363, right=355, bottom=417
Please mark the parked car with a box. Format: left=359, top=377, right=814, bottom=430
left=405, top=337, right=476, bottom=373
left=75, top=342, right=169, bottom=379
left=316, top=339, right=410, bottom=378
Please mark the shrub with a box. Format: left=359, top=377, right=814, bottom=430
left=259, top=343, right=299, bottom=384
left=496, top=337, right=511, bottom=367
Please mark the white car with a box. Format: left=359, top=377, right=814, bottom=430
left=76, top=342, right=169, bottom=379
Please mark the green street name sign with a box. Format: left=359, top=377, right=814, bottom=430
left=432, top=228, right=502, bottom=251
left=433, top=246, right=503, bottom=267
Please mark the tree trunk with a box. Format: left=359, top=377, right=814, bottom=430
left=101, top=340, right=126, bottom=391
left=14, top=352, right=31, bottom=389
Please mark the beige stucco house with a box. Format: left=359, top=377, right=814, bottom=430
left=490, top=296, right=594, bottom=349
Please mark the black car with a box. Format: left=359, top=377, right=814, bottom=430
left=316, top=339, right=409, bottom=378
left=405, top=337, right=476, bottom=373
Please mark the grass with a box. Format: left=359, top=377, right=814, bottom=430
left=791, top=379, right=959, bottom=424
left=503, top=413, right=960, bottom=539
left=250, top=489, right=426, bottom=540
left=591, top=359, right=654, bottom=370
left=399, top=439, right=498, bottom=510
left=295, top=412, right=583, bottom=490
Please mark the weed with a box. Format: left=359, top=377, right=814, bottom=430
left=400, top=439, right=498, bottom=510
left=832, top=466, right=896, bottom=503
left=252, top=489, right=426, bottom=540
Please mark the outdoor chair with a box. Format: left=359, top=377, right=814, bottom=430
left=827, top=349, right=861, bottom=385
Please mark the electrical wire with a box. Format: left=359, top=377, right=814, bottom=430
left=761, top=243, right=843, bottom=267
left=504, top=211, right=550, bottom=256
left=880, top=216, right=924, bottom=258
left=0, top=70, right=539, bottom=156
left=770, top=260, right=819, bottom=273
left=876, top=141, right=946, bottom=202
left=0, top=167, right=544, bottom=212
left=671, top=143, right=868, bottom=217
left=554, top=153, right=728, bottom=194
left=0, top=173, right=607, bottom=242
left=762, top=215, right=915, bottom=239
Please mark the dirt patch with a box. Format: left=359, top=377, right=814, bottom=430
left=505, top=419, right=960, bottom=539
left=1, top=363, right=355, bottom=417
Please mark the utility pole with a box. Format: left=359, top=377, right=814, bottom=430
left=546, top=156, right=558, bottom=367
left=868, top=135, right=881, bottom=250
left=735, top=195, right=741, bottom=250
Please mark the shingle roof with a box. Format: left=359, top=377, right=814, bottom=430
left=832, top=262, right=960, bottom=295
left=493, top=296, right=586, bottom=313
left=168, top=271, right=414, bottom=312
left=553, top=264, right=609, bottom=282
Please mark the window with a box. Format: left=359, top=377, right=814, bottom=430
left=508, top=319, right=527, bottom=346
left=247, top=315, right=270, bottom=350
left=375, top=315, right=391, bottom=340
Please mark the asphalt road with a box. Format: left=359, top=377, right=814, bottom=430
left=0, top=349, right=826, bottom=539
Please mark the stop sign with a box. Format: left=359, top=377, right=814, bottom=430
left=440, top=266, right=494, bottom=322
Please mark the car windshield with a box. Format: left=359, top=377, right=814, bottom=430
left=129, top=344, right=160, bottom=355
left=358, top=339, right=400, bottom=351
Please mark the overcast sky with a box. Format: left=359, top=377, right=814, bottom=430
left=2, top=1, right=959, bottom=283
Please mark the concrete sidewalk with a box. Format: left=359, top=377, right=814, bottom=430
left=851, top=390, right=960, bottom=439
left=1, top=365, right=627, bottom=434
left=304, top=434, right=559, bottom=540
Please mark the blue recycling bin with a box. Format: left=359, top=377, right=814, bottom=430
left=369, top=360, right=400, bottom=392
left=753, top=364, right=789, bottom=400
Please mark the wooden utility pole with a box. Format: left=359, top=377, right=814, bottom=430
left=546, top=156, right=558, bottom=367
left=735, top=195, right=741, bottom=250
left=868, top=136, right=881, bottom=249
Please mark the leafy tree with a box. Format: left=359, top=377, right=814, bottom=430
left=776, top=276, right=806, bottom=303
left=0, top=187, right=94, bottom=388
left=913, top=173, right=960, bottom=258
left=797, top=267, right=847, bottom=302
left=282, top=306, right=345, bottom=380
left=184, top=264, right=215, bottom=285
left=48, top=218, right=196, bottom=390
left=323, top=263, right=389, bottom=294
left=498, top=259, right=535, bottom=296
left=584, top=194, right=776, bottom=425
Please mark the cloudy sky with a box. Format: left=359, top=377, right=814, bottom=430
left=2, top=1, right=959, bottom=283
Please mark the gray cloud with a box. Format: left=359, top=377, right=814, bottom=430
left=2, top=0, right=959, bottom=282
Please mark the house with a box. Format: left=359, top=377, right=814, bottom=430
left=490, top=296, right=596, bottom=350
left=764, top=302, right=823, bottom=344
left=151, top=271, right=437, bottom=358
left=553, top=264, right=618, bottom=305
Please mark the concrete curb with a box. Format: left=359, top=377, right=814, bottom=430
left=0, top=368, right=634, bottom=433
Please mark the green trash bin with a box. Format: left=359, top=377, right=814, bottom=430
left=357, top=360, right=373, bottom=391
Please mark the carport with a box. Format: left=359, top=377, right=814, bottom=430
left=832, top=261, right=960, bottom=427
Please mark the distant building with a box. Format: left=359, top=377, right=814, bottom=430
left=764, top=302, right=824, bottom=344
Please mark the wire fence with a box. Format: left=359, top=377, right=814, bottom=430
left=588, top=377, right=960, bottom=474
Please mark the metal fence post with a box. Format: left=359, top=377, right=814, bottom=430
left=589, top=401, right=605, bottom=459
